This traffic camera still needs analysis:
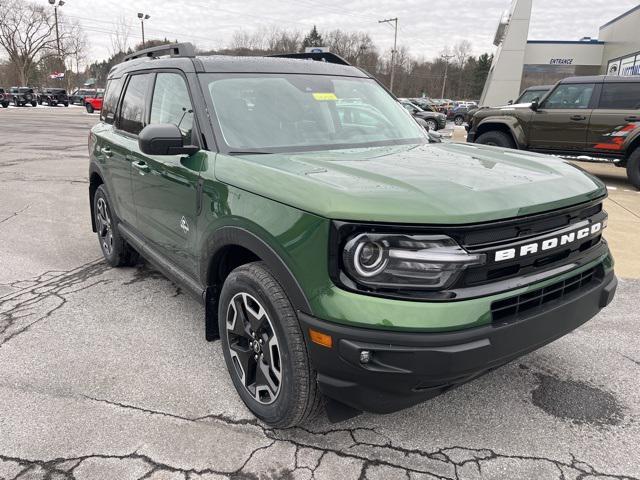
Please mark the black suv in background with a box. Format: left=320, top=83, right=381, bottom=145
left=38, top=88, right=69, bottom=107
left=468, top=76, right=640, bottom=188
left=0, top=88, right=9, bottom=108
left=9, top=87, right=37, bottom=107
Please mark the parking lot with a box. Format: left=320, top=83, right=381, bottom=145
left=0, top=107, right=639, bottom=479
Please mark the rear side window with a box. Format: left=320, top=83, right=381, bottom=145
left=598, top=83, right=640, bottom=110
left=117, top=74, right=150, bottom=135
left=101, top=77, right=124, bottom=123
left=150, top=72, right=194, bottom=143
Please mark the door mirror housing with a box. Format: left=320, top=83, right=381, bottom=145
left=138, top=123, right=199, bottom=156
left=530, top=100, right=539, bottom=112
left=507, top=99, right=513, bottom=105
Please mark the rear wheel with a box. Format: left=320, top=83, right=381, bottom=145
left=93, top=185, right=138, bottom=267
left=31, top=101, right=37, bottom=107
left=86, top=103, right=94, bottom=114
left=219, top=262, right=322, bottom=427
left=475, top=130, right=516, bottom=149
left=626, top=148, right=640, bottom=190
left=1, top=102, right=8, bottom=108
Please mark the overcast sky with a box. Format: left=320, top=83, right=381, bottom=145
left=51, top=0, right=640, bottom=63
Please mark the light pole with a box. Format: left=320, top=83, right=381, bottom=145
left=48, top=0, right=65, bottom=58
left=440, top=53, right=455, bottom=99
left=378, top=17, right=398, bottom=94
left=138, top=12, right=150, bottom=48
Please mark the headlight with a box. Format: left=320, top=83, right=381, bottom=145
left=342, top=233, right=485, bottom=290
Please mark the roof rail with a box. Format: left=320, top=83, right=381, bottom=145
left=124, top=42, right=196, bottom=62
left=269, top=52, right=351, bottom=66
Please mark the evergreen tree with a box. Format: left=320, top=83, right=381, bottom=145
left=472, top=53, right=493, bottom=97
left=301, top=26, right=324, bottom=50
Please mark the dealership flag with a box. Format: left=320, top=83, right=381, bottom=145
left=49, top=71, right=65, bottom=79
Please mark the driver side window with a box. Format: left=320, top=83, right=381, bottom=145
left=150, top=73, right=194, bottom=144
left=542, top=84, right=595, bottom=110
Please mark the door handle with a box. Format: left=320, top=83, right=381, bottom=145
left=132, top=160, right=150, bottom=173
left=101, top=147, right=113, bottom=157
left=624, top=116, right=639, bottom=122
left=570, top=115, right=586, bottom=121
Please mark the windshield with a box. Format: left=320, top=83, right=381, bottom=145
left=202, top=73, right=426, bottom=153
left=517, top=89, right=548, bottom=104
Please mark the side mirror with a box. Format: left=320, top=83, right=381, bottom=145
left=530, top=100, right=539, bottom=112
left=507, top=99, right=513, bottom=105
left=138, top=123, right=199, bottom=156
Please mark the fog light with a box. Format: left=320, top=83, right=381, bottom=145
left=359, top=350, right=372, bottom=364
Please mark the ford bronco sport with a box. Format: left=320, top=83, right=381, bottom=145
left=89, top=43, right=617, bottom=427
left=468, top=76, right=640, bottom=189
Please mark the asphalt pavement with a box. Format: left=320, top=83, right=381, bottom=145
left=0, top=107, right=638, bottom=480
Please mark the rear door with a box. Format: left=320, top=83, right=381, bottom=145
left=587, top=81, right=640, bottom=156
left=527, top=83, right=596, bottom=151
left=130, top=71, right=203, bottom=276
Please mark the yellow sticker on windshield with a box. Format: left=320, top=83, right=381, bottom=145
left=312, top=92, right=337, bottom=101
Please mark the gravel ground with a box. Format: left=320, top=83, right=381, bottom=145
left=0, top=108, right=638, bottom=480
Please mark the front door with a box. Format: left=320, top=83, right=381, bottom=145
left=130, top=71, right=203, bottom=277
left=527, top=83, right=596, bottom=152
left=587, top=81, right=640, bottom=155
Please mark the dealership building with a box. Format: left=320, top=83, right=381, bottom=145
left=480, top=0, right=640, bottom=106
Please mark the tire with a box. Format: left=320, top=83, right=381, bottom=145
left=219, top=262, right=322, bottom=427
left=1, top=102, right=8, bottom=108
left=63, top=102, right=69, bottom=107
left=454, top=115, right=465, bottom=126
left=475, top=130, right=516, bottom=149
left=93, top=185, right=139, bottom=267
left=425, top=119, right=438, bottom=131
left=86, top=103, right=94, bottom=114
left=626, top=148, right=640, bottom=190
left=31, top=101, right=37, bottom=107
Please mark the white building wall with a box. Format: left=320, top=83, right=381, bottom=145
left=480, top=0, right=532, bottom=106
left=523, top=44, right=604, bottom=66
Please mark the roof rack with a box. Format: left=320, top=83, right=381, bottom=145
left=269, top=52, right=351, bottom=66
left=124, top=42, right=196, bottom=62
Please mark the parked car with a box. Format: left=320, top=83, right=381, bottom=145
left=468, top=75, right=640, bottom=188
left=38, top=88, right=69, bottom=107
left=9, top=87, right=37, bottom=107
left=69, top=88, right=98, bottom=105
left=85, top=91, right=104, bottom=113
left=448, top=104, right=475, bottom=125
left=509, top=85, right=553, bottom=105
left=399, top=100, right=446, bottom=130
left=89, top=43, right=616, bottom=427
left=0, top=88, right=10, bottom=108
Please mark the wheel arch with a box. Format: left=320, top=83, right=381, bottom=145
left=475, top=119, right=524, bottom=148
left=623, top=131, right=640, bottom=164
left=88, top=167, right=104, bottom=233
left=202, top=226, right=312, bottom=341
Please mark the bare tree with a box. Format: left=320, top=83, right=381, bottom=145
left=110, top=15, right=130, bottom=56
left=62, top=19, right=88, bottom=74
left=0, top=0, right=57, bottom=85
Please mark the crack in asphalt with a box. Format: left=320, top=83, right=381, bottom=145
left=74, top=395, right=639, bottom=480
left=0, top=261, right=637, bottom=479
left=0, top=204, right=30, bottom=226
left=0, top=259, right=110, bottom=348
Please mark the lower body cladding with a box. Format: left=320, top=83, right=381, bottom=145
left=299, top=268, right=617, bottom=415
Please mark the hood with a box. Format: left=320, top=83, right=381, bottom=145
left=214, top=143, right=606, bottom=225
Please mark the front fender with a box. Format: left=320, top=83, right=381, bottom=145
left=476, top=116, right=527, bottom=148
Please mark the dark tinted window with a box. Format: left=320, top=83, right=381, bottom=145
left=150, top=73, right=194, bottom=143
left=543, top=84, right=594, bottom=109
left=598, top=83, right=640, bottom=110
left=117, top=74, right=150, bottom=134
left=101, top=77, right=124, bottom=123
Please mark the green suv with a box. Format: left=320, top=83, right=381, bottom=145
left=89, top=44, right=617, bottom=427
left=468, top=76, right=640, bottom=188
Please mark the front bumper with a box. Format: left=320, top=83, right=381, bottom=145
left=300, top=269, right=617, bottom=414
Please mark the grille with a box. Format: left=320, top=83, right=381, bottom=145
left=491, top=266, right=599, bottom=323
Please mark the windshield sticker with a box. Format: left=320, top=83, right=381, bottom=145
left=312, top=92, right=337, bottom=101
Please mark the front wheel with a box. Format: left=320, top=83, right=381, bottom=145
left=475, top=130, right=516, bottom=149
left=626, top=148, right=640, bottom=190
left=425, top=119, right=438, bottom=131
left=1, top=102, right=8, bottom=108
left=219, top=262, right=322, bottom=427
left=93, top=185, right=138, bottom=267
left=86, top=103, right=94, bottom=114
left=454, top=115, right=465, bottom=126
left=31, top=101, right=37, bottom=107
